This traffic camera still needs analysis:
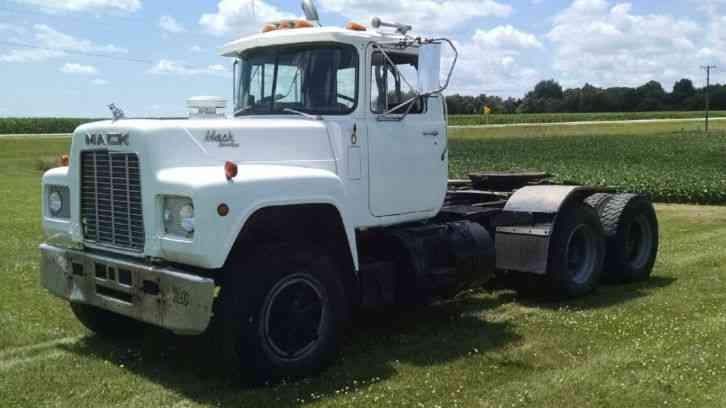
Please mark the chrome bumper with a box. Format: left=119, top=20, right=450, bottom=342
left=39, top=243, right=215, bottom=335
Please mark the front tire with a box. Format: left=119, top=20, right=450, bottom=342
left=219, top=245, right=349, bottom=383
left=547, top=203, right=607, bottom=298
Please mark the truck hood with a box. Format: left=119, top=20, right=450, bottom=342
left=72, top=117, right=339, bottom=174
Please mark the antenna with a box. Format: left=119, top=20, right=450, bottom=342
left=371, top=17, right=412, bottom=35
left=302, top=0, right=320, bottom=24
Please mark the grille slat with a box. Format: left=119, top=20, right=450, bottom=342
left=81, top=151, right=144, bottom=252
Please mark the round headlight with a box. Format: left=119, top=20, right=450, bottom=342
left=49, top=191, right=63, bottom=215
left=179, top=204, right=195, bottom=233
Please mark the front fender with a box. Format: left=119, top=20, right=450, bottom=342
left=154, top=164, right=357, bottom=270
left=41, top=166, right=75, bottom=248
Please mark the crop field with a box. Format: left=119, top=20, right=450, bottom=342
left=449, top=111, right=726, bottom=126
left=2, top=121, right=726, bottom=407
left=450, top=120, right=726, bottom=204
left=2, top=111, right=725, bottom=134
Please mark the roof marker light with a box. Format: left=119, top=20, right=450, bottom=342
left=345, top=22, right=367, bottom=31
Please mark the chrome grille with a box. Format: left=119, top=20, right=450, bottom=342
left=81, top=151, right=144, bottom=251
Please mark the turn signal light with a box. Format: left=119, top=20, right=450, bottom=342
left=217, top=203, right=230, bottom=217
left=224, top=161, right=238, bottom=180
left=346, top=22, right=367, bottom=31
left=61, top=154, right=69, bottom=166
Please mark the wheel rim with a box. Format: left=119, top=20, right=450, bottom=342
left=262, top=274, right=326, bottom=361
left=624, top=213, right=654, bottom=270
left=566, top=224, right=598, bottom=285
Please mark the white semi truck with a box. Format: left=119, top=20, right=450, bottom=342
left=39, top=1, right=658, bottom=382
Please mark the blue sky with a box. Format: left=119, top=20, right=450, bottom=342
left=0, top=0, right=724, bottom=117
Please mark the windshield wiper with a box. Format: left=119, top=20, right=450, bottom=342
left=283, top=108, right=322, bottom=121
left=233, top=106, right=254, bottom=117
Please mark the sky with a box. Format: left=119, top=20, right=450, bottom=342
left=0, top=0, right=724, bottom=117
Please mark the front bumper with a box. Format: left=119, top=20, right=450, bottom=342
left=40, top=243, right=215, bottom=335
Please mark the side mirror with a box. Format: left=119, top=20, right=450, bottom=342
left=417, top=42, right=442, bottom=94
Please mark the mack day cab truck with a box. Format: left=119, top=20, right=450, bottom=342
left=39, top=1, right=659, bottom=382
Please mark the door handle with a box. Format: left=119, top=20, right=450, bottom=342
left=423, top=131, right=439, bottom=137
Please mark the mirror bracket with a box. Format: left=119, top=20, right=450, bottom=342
left=371, top=38, right=458, bottom=122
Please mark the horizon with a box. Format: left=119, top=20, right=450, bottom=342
left=0, top=0, right=723, bottom=117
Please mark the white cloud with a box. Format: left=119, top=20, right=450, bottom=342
left=34, top=24, right=128, bottom=54
left=147, top=59, right=231, bottom=77
left=91, top=78, right=109, bottom=85
left=0, top=49, right=65, bottom=63
left=200, top=0, right=295, bottom=36
left=189, top=45, right=203, bottom=53
left=160, top=15, right=186, bottom=33
left=60, top=62, right=98, bottom=75
left=11, top=0, right=141, bottom=13
left=547, top=0, right=709, bottom=88
left=1, top=25, right=127, bottom=63
left=317, top=0, right=512, bottom=33
left=449, top=38, right=542, bottom=97
left=473, top=26, right=543, bottom=51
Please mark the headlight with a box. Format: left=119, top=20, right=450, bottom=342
left=49, top=191, right=63, bottom=214
left=163, top=196, right=195, bottom=237
left=47, top=186, right=69, bottom=218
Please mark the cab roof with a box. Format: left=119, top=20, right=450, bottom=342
left=220, top=26, right=406, bottom=57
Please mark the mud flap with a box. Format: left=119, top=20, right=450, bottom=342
left=495, top=186, right=606, bottom=275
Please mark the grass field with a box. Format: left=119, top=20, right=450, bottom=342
left=2, top=122, right=726, bottom=407
left=449, top=111, right=726, bottom=126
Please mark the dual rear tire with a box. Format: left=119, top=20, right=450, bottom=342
left=546, top=193, right=659, bottom=298
left=586, top=193, right=659, bottom=283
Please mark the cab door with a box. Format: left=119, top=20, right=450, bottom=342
left=367, top=48, right=448, bottom=217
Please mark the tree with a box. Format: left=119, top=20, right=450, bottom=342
left=532, top=79, right=564, bottom=100
left=637, top=81, right=666, bottom=101
left=672, top=78, right=696, bottom=103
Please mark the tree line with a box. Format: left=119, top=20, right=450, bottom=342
left=445, top=78, right=726, bottom=114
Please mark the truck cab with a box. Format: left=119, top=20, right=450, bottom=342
left=39, top=1, right=659, bottom=384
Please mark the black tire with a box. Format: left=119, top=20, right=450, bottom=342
left=547, top=203, right=607, bottom=298
left=70, top=303, right=145, bottom=338
left=599, top=194, right=659, bottom=283
left=585, top=193, right=613, bottom=212
left=219, top=244, right=349, bottom=383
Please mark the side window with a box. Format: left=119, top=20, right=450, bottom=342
left=370, top=52, right=424, bottom=114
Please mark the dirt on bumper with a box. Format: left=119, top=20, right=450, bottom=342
left=40, top=243, right=215, bottom=335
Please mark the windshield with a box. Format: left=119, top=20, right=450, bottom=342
left=235, top=44, right=358, bottom=116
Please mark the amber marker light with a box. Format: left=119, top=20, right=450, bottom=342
left=217, top=204, right=230, bottom=217
left=345, top=22, right=367, bottom=31
left=225, top=161, right=238, bottom=180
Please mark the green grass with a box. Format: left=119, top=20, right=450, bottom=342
left=3, top=125, right=726, bottom=407
left=449, top=111, right=726, bottom=126
left=450, top=120, right=726, bottom=204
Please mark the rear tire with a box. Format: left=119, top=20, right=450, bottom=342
left=547, top=203, right=606, bottom=298
left=585, top=193, right=613, bottom=212
left=599, top=194, right=659, bottom=282
left=219, top=244, right=349, bottom=384
left=70, top=303, right=145, bottom=338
